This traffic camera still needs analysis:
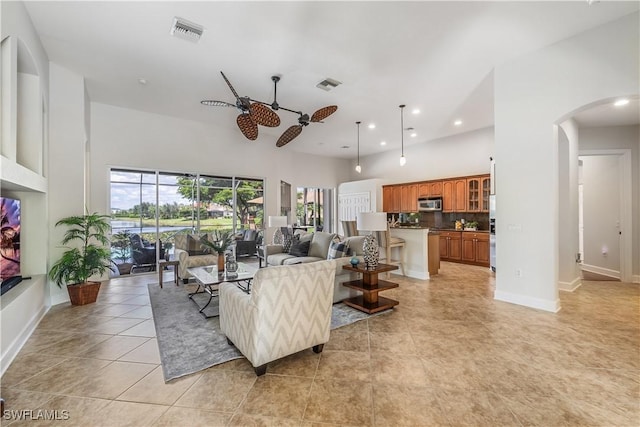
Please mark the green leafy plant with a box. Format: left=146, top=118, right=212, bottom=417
left=111, top=230, right=132, bottom=264
left=49, top=212, right=114, bottom=287
left=200, top=229, right=234, bottom=254
left=465, top=221, right=478, bottom=229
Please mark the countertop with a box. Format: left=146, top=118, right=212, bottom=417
left=390, top=226, right=489, bottom=232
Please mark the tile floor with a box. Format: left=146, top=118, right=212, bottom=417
left=1, top=262, right=638, bottom=426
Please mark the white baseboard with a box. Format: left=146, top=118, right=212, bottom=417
left=494, top=290, right=560, bottom=313
left=391, top=268, right=429, bottom=280
left=1, top=304, right=48, bottom=377
left=580, top=264, right=620, bottom=280
left=632, top=275, right=640, bottom=284
left=559, top=276, right=582, bottom=292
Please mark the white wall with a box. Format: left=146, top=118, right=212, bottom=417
left=494, top=12, right=639, bottom=311
left=558, top=119, right=581, bottom=291
left=88, top=103, right=351, bottom=234
left=579, top=125, right=639, bottom=281
left=350, top=127, right=494, bottom=184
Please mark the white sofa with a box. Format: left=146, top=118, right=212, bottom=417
left=219, top=260, right=337, bottom=376
left=264, top=232, right=367, bottom=303
left=173, top=233, right=218, bottom=283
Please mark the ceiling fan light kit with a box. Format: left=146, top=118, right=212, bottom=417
left=201, top=72, right=337, bottom=147
left=355, top=121, right=362, bottom=173
left=399, top=104, right=407, bottom=166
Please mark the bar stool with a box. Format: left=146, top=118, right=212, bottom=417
left=376, top=225, right=406, bottom=278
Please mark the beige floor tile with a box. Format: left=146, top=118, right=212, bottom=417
left=368, top=331, right=417, bottom=355
left=12, top=358, right=111, bottom=393
left=174, top=369, right=256, bottom=412
left=118, top=319, right=156, bottom=337
left=116, top=366, right=199, bottom=405
left=0, top=387, right=56, bottom=412
left=120, top=295, right=150, bottom=306
left=208, top=357, right=254, bottom=373
left=117, top=339, right=161, bottom=364
left=61, top=361, right=156, bottom=399
left=229, top=413, right=301, bottom=426
left=239, top=374, right=312, bottom=419
left=30, top=333, right=113, bottom=357
left=4, top=395, right=111, bottom=427
left=79, top=335, right=150, bottom=360
left=371, top=353, right=428, bottom=386
left=119, top=306, right=153, bottom=319
left=316, top=350, right=371, bottom=382
left=303, top=378, right=372, bottom=426
left=436, top=389, right=521, bottom=426
left=95, top=400, right=169, bottom=427
left=85, top=317, right=146, bottom=335
left=152, top=407, right=231, bottom=427
left=0, top=354, right=68, bottom=387
left=372, top=383, right=449, bottom=427
left=92, top=304, right=141, bottom=317
left=324, top=323, right=370, bottom=352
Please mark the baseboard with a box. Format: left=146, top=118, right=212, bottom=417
left=632, top=275, right=640, bottom=284
left=494, top=290, right=560, bottom=313
left=0, top=304, right=49, bottom=377
left=391, top=268, right=428, bottom=280
left=559, top=276, right=582, bottom=292
left=580, top=264, right=620, bottom=280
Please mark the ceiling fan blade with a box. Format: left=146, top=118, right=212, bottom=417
left=276, top=125, right=303, bottom=147
left=250, top=103, right=281, bottom=127
left=237, top=114, right=258, bottom=141
left=201, top=100, right=236, bottom=107
left=310, top=105, right=338, bottom=122
left=220, top=71, right=241, bottom=101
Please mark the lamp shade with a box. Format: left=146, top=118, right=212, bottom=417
left=356, top=212, right=387, bottom=232
left=268, top=216, right=288, bottom=227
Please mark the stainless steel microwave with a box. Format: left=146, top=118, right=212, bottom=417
left=417, top=197, right=442, bottom=212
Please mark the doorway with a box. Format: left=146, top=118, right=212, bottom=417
left=578, top=150, right=632, bottom=281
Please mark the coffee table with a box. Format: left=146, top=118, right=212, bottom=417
left=187, top=262, right=257, bottom=318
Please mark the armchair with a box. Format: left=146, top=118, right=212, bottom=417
left=232, top=229, right=261, bottom=257
left=130, top=234, right=164, bottom=271
left=219, top=260, right=337, bottom=376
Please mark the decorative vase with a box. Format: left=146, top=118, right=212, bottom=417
left=362, top=234, right=379, bottom=270
left=350, top=256, right=360, bottom=267
left=225, top=253, right=238, bottom=277
left=217, top=252, right=225, bottom=273
left=273, top=227, right=283, bottom=245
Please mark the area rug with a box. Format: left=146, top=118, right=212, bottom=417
left=148, top=283, right=388, bottom=382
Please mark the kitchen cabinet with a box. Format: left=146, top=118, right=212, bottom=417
left=428, top=181, right=443, bottom=197
left=443, top=179, right=466, bottom=212
left=467, top=177, right=481, bottom=212
left=439, top=231, right=461, bottom=261
left=382, top=185, right=402, bottom=212
left=461, top=231, right=490, bottom=266
left=418, top=183, right=430, bottom=197
left=481, top=176, right=491, bottom=212
left=400, top=184, right=418, bottom=212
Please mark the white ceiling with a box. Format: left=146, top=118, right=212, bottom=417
left=22, top=1, right=639, bottom=159
left=573, top=98, right=640, bottom=128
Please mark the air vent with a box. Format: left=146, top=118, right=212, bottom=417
left=316, top=78, right=342, bottom=91
left=170, top=17, right=204, bottom=42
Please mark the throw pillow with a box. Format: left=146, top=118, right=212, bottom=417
left=289, top=239, right=311, bottom=257
left=187, top=235, right=206, bottom=256
left=327, top=240, right=350, bottom=259
left=282, top=233, right=294, bottom=253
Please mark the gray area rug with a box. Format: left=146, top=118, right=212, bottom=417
left=148, top=283, right=387, bottom=382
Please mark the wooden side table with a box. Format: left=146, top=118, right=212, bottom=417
left=341, top=263, right=399, bottom=314
left=158, top=259, right=179, bottom=288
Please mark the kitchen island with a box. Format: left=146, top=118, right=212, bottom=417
left=389, top=227, right=440, bottom=280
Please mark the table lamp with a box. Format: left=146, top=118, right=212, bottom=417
left=268, top=215, right=288, bottom=244
left=356, top=212, right=388, bottom=270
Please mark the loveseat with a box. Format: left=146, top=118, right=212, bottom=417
left=264, top=231, right=367, bottom=303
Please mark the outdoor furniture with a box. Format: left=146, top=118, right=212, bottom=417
left=130, top=234, right=163, bottom=271
left=219, top=260, right=337, bottom=376
left=232, top=229, right=261, bottom=257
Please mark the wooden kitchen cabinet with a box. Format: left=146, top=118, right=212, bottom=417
left=418, top=183, right=430, bottom=197
left=439, top=231, right=461, bottom=261
left=443, top=179, right=467, bottom=212
left=400, top=184, right=418, bottom=212
left=481, top=175, right=491, bottom=212
left=382, top=185, right=402, bottom=212
left=467, top=177, right=481, bottom=212
left=428, top=181, right=443, bottom=197
left=461, top=231, right=490, bottom=266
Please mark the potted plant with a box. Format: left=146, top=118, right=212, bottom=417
left=464, top=221, right=478, bottom=231
left=199, top=229, right=234, bottom=272
left=111, top=230, right=133, bottom=275
left=49, top=212, right=114, bottom=305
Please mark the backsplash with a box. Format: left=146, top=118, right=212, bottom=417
left=389, top=211, right=489, bottom=231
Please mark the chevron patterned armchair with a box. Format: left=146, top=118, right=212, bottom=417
left=219, top=260, right=337, bottom=376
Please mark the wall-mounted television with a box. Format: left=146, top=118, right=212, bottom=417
left=1, top=197, right=21, bottom=282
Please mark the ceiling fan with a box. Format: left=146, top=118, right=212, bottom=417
left=201, top=72, right=338, bottom=147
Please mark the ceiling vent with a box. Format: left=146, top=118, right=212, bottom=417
left=316, top=78, right=342, bottom=91
left=170, top=17, right=204, bottom=42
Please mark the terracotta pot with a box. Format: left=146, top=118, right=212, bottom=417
left=67, top=281, right=101, bottom=305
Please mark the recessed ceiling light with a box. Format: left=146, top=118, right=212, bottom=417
left=454, top=120, right=463, bottom=126
left=380, top=141, right=387, bottom=146
left=411, top=133, right=417, bottom=138
left=368, top=123, right=376, bottom=129
left=614, top=98, right=630, bottom=107
left=412, top=109, right=420, bottom=115
left=138, top=78, right=147, bottom=85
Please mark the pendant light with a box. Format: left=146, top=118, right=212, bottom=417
left=355, top=121, right=362, bottom=173
left=399, top=104, right=407, bottom=166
